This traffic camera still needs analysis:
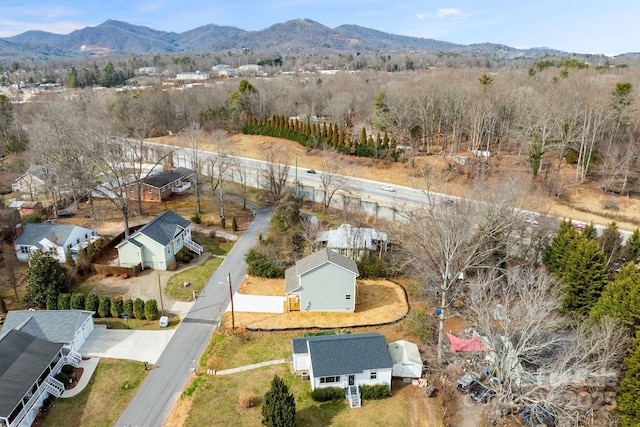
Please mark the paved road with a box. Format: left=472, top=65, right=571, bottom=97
left=116, top=206, right=274, bottom=427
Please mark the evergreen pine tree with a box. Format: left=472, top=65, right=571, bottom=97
left=144, top=299, right=159, bottom=320
left=542, top=219, right=580, bottom=275
left=261, top=375, right=296, bottom=427
left=360, top=127, right=367, bottom=146
left=85, top=293, right=99, bottom=314
left=598, top=221, right=624, bottom=269
left=617, top=331, right=640, bottom=426
left=624, top=228, right=640, bottom=265
left=133, top=298, right=145, bottom=319
left=57, top=293, right=71, bottom=310
left=591, top=262, right=640, bottom=328
left=24, top=250, right=71, bottom=308
left=581, top=222, right=598, bottom=240
left=98, top=296, right=111, bottom=318
left=70, top=293, right=85, bottom=310
left=111, top=296, right=124, bottom=318
left=560, top=238, right=609, bottom=317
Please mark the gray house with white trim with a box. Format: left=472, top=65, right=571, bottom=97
left=284, top=248, right=359, bottom=312
left=291, top=333, right=393, bottom=406
left=0, top=310, right=92, bottom=427
left=14, top=223, right=98, bottom=263
left=1, top=310, right=95, bottom=353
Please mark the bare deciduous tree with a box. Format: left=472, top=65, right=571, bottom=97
left=319, top=146, right=350, bottom=210
left=466, top=267, right=628, bottom=425
left=261, top=145, right=290, bottom=202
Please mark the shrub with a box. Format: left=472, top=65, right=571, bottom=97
left=123, top=298, right=134, bottom=317
left=46, top=297, right=57, bottom=311
left=191, top=213, right=202, bottom=224
left=311, top=387, right=345, bottom=402
left=55, top=372, right=69, bottom=385
left=22, top=213, right=44, bottom=223
left=61, top=365, right=75, bottom=375
left=133, top=298, right=145, bottom=319
left=220, top=217, right=226, bottom=228
left=98, top=296, right=111, bottom=318
left=238, top=391, right=256, bottom=408
left=57, top=293, right=71, bottom=310
left=245, top=248, right=283, bottom=278
left=356, top=255, right=387, bottom=279
left=85, top=293, right=99, bottom=314
left=144, top=299, right=159, bottom=321
left=110, top=296, right=124, bottom=318
left=70, top=293, right=85, bottom=310
left=603, top=199, right=620, bottom=211
left=232, top=216, right=238, bottom=231
left=359, top=384, right=391, bottom=400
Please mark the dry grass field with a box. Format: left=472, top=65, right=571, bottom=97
left=230, top=277, right=408, bottom=330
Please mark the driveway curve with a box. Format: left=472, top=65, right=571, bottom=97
left=79, top=325, right=175, bottom=364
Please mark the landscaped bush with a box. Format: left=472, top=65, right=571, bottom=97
left=356, top=255, right=388, bottom=279
left=359, top=384, right=392, bottom=400
left=244, top=248, right=283, bottom=278
left=133, top=298, right=145, bottom=319
left=311, top=386, right=345, bottom=402
left=46, top=297, right=57, bottom=310
left=70, top=293, right=85, bottom=310
left=144, top=299, right=159, bottom=321
left=22, top=213, right=44, bottom=223
left=191, top=213, right=202, bottom=224
left=238, top=391, right=255, bottom=408
left=54, top=372, right=69, bottom=385
left=123, top=298, right=134, bottom=317
left=98, top=296, right=111, bottom=318
left=57, top=293, right=71, bottom=310
left=110, top=296, right=124, bottom=318
left=61, top=365, right=75, bottom=375
left=85, top=293, right=99, bottom=314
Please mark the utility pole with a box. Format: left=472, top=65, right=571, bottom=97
left=217, top=136, right=224, bottom=220
left=228, top=272, right=235, bottom=331
left=295, top=152, right=298, bottom=197
left=158, top=273, right=164, bottom=316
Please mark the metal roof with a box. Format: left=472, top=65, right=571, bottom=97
left=0, top=329, right=63, bottom=417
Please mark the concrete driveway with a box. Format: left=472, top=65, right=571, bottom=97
left=226, top=293, right=285, bottom=313
left=79, top=325, right=175, bottom=364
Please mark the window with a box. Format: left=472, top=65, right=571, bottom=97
left=345, top=294, right=351, bottom=300
left=370, top=371, right=377, bottom=380
left=319, top=376, right=340, bottom=384
left=148, top=189, right=153, bottom=193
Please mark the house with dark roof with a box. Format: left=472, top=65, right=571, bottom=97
left=116, top=210, right=202, bottom=270
left=291, top=333, right=393, bottom=407
left=0, top=310, right=89, bottom=427
left=284, top=248, right=359, bottom=312
left=0, top=310, right=95, bottom=352
left=14, top=222, right=98, bottom=262
left=126, top=168, right=195, bottom=202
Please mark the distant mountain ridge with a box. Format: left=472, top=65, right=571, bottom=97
left=0, top=18, right=601, bottom=61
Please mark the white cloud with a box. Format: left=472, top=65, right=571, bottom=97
left=436, top=8, right=470, bottom=19
left=416, top=13, right=427, bottom=19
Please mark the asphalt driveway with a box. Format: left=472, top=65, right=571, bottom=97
left=79, top=325, right=175, bottom=364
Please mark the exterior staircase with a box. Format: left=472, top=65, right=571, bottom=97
left=44, top=377, right=65, bottom=397
left=345, top=385, right=361, bottom=408
left=183, top=238, right=203, bottom=255
left=64, top=349, right=82, bottom=367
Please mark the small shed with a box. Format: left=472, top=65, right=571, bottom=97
left=388, top=340, right=423, bottom=378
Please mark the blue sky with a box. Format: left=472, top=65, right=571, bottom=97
left=1, top=1, right=638, bottom=56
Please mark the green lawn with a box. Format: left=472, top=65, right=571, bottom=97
left=184, top=331, right=413, bottom=427
left=40, top=359, right=146, bottom=427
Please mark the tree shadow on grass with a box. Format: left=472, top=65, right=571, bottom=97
left=295, top=399, right=347, bottom=427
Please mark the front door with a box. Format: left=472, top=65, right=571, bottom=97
left=348, top=375, right=355, bottom=386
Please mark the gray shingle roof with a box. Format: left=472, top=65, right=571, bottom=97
left=141, top=171, right=184, bottom=188
left=0, top=329, right=63, bottom=417
left=172, top=167, right=196, bottom=179
left=132, top=210, right=191, bottom=246
left=284, top=248, right=359, bottom=294
left=298, top=333, right=392, bottom=377
left=1, top=310, right=93, bottom=344
left=14, top=223, right=91, bottom=248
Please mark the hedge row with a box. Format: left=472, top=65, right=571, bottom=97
left=45, top=293, right=159, bottom=320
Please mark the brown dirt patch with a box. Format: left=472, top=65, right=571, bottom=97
left=227, top=278, right=408, bottom=330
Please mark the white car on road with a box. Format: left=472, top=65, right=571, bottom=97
left=381, top=185, right=395, bottom=192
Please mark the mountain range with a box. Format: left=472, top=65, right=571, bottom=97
left=0, top=18, right=593, bottom=62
